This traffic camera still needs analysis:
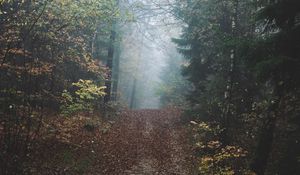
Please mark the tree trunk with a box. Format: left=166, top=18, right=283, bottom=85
left=130, top=78, right=137, bottom=109
left=251, top=82, right=284, bottom=175
left=104, top=24, right=116, bottom=103
left=104, top=0, right=119, bottom=103
left=251, top=112, right=277, bottom=175
left=111, top=35, right=121, bottom=101
left=221, top=0, right=238, bottom=145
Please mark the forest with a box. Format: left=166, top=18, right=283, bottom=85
left=0, top=0, right=300, bottom=174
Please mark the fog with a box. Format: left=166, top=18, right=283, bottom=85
left=118, top=0, right=181, bottom=109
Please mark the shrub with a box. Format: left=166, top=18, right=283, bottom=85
left=191, top=121, right=252, bottom=174
left=60, top=79, right=106, bottom=116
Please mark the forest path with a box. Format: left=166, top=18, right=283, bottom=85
left=97, top=108, right=196, bottom=175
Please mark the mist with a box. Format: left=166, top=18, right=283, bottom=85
left=118, top=0, right=182, bottom=109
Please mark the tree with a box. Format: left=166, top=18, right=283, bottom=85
left=248, top=0, right=300, bottom=174
left=0, top=0, right=121, bottom=173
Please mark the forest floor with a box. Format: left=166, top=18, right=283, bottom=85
left=28, top=108, right=196, bottom=174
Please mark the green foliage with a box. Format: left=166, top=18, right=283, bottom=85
left=174, top=0, right=300, bottom=174
left=158, top=54, right=190, bottom=107
left=60, top=79, right=106, bottom=116
left=73, top=79, right=106, bottom=100
left=0, top=0, right=126, bottom=173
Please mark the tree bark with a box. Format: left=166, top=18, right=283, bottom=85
left=130, top=78, right=137, bottom=109
left=104, top=0, right=119, bottom=103
left=221, top=0, right=238, bottom=145
left=104, top=24, right=116, bottom=103
left=251, top=83, right=284, bottom=175
left=111, top=34, right=121, bottom=101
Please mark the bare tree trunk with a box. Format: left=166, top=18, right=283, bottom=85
left=130, top=78, right=137, bottom=109
left=104, top=24, right=116, bottom=103
left=92, top=29, right=98, bottom=58
left=111, top=35, right=121, bottom=101
left=104, top=0, right=119, bottom=103
left=221, top=0, right=238, bottom=145
left=251, top=82, right=284, bottom=175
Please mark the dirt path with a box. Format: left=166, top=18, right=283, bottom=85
left=96, top=108, right=196, bottom=175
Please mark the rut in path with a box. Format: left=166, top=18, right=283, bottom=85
left=97, top=108, right=196, bottom=175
